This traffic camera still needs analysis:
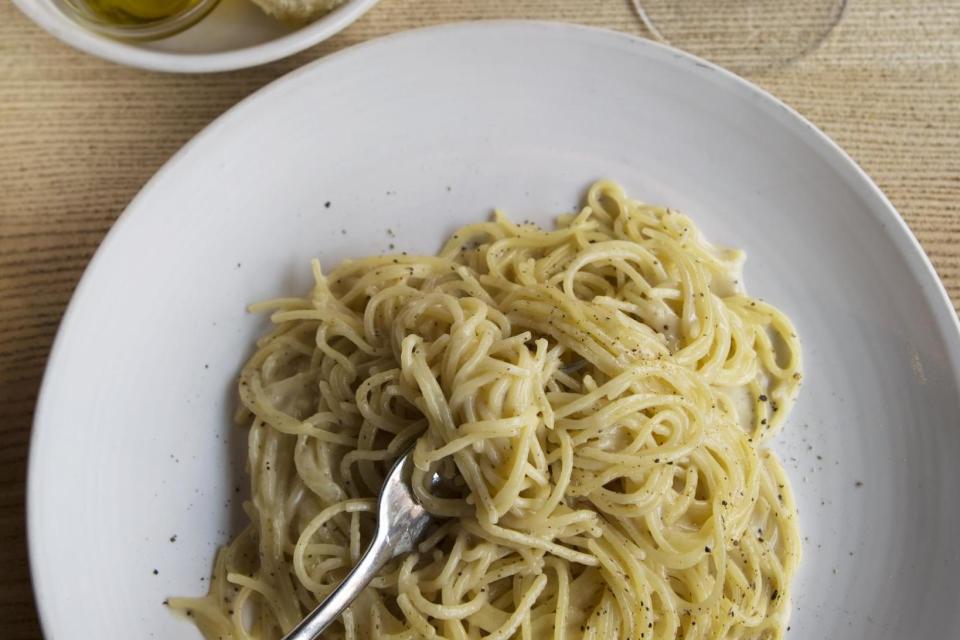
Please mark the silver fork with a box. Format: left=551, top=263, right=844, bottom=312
left=282, top=448, right=436, bottom=640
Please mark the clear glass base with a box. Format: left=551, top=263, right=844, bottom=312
left=634, top=0, right=848, bottom=74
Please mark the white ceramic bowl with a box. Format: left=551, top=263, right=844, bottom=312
left=11, top=0, right=381, bottom=73
left=28, top=21, right=960, bottom=639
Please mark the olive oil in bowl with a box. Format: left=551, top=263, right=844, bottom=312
left=80, top=0, right=201, bottom=23
left=61, top=0, right=220, bottom=40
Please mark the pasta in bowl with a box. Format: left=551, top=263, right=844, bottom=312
left=172, top=180, right=802, bottom=640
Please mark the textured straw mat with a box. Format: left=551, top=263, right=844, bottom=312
left=0, top=0, right=958, bottom=636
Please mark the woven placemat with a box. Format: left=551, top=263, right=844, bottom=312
left=1, top=0, right=957, bottom=636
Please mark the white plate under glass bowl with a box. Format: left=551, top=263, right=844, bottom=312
left=28, top=21, right=960, bottom=639
left=12, top=0, right=380, bottom=73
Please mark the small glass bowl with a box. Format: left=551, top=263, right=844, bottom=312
left=58, top=0, right=221, bottom=41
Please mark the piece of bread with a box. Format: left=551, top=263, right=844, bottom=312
left=250, top=0, right=347, bottom=22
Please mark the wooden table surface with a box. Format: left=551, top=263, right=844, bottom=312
left=1, top=0, right=958, bottom=637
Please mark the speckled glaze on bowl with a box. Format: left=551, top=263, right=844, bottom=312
left=28, top=22, right=960, bottom=638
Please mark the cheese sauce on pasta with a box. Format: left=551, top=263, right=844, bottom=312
left=171, top=180, right=802, bottom=640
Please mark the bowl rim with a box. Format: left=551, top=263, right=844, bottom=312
left=26, top=20, right=960, bottom=638
left=11, top=0, right=382, bottom=73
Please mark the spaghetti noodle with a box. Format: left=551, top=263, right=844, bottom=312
left=171, top=180, right=802, bottom=639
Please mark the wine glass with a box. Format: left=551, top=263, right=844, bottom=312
left=634, top=0, right=848, bottom=73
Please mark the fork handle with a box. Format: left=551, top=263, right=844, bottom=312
left=282, top=529, right=395, bottom=640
